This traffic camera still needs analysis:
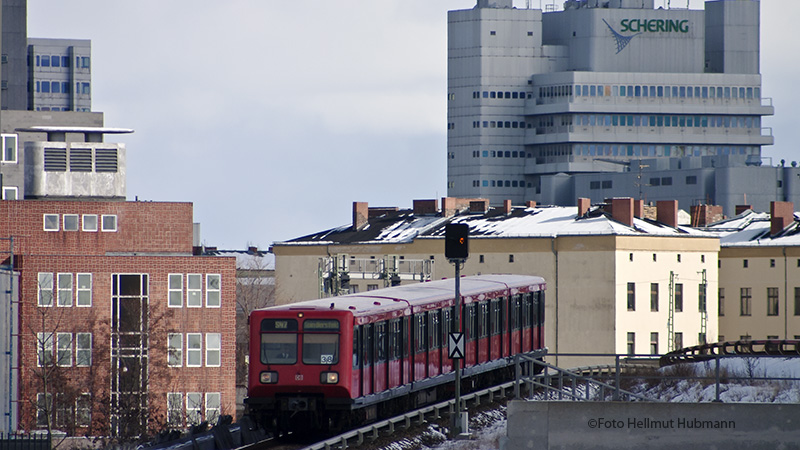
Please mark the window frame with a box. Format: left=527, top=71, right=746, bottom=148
left=186, top=274, right=202, bottom=308
left=167, top=392, right=183, bottom=427
left=37, top=332, right=53, bottom=367
left=627, top=282, right=635, bottom=311
left=206, top=333, right=221, bottom=367
left=62, top=214, right=79, bottom=232
left=56, top=332, right=73, bottom=367
left=56, top=273, right=73, bottom=307
left=205, top=393, right=221, bottom=424
left=76, top=273, right=92, bottom=307
left=82, top=214, right=98, bottom=232
left=2, top=134, right=18, bottom=163
left=101, top=214, right=117, bottom=232
left=2, top=186, right=17, bottom=200
left=186, top=392, right=202, bottom=425
left=76, top=332, right=92, bottom=367
left=43, top=214, right=60, bottom=231
left=168, top=274, right=183, bottom=308
left=186, top=333, right=202, bottom=367
left=767, top=287, right=779, bottom=316
left=168, top=333, right=183, bottom=367
left=38, top=273, right=54, bottom=307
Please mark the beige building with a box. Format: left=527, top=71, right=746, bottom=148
left=273, top=197, right=719, bottom=366
left=706, top=201, right=800, bottom=342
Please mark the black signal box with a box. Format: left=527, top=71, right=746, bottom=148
left=445, top=223, right=469, bottom=259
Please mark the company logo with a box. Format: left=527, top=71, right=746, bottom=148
left=603, top=18, right=690, bottom=54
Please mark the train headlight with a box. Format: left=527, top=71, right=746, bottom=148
left=260, top=371, right=278, bottom=384
left=320, top=372, right=339, bottom=384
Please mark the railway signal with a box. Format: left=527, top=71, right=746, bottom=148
left=445, top=223, right=470, bottom=438
left=445, top=224, right=469, bottom=259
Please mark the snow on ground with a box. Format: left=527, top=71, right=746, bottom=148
left=373, top=358, right=800, bottom=450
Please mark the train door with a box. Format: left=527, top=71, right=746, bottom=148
left=362, top=324, right=373, bottom=396
left=388, top=318, right=402, bottom=388
left=534, top=291, right=545, bottom=349
left=509, top=295, right=521, bottom=355
left=352, top=326, right=361, bottom=397
left=427, top=310, right=441, bottom=377
left=441, top=307, right=453, bottom=374
left=490, top=299, right=501, bottom=361
left=402, top=316, right=411, bottom=385
left=374, top=321, right=387, bottom=392
left=501, top=296, right=508, bottom=357
left=413, top=313, right=427, bottom=380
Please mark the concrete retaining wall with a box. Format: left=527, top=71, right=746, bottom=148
left=506, top=401, right=800, bottom=450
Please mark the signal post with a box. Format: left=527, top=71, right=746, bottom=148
left=445, top=224, right=470, bottom=439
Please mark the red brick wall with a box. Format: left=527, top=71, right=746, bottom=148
left=0, top=200, right=194, bottom=256
left=17, top=254, right=236, bottom=435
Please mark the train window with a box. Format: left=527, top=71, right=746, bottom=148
left=491, top=299, right=500, bottom=335
left=442, top=308, right=452, bottom=346
left=260, top=333, right=297, bottom=365
left=465, top=304, right=476, bottom=341
left=302, top=333, right=339, bottom=365
left=389, top=319, right=401, bottom=360
left=376, top=321, right=387, bottom=362
left=522, top=294, right=531, bottom=328
left=414, top=314, right=427, bottom=354
left=511, top=296, right=521, bottom=331
left=363, top=324, right=373, bottom=366
left=353, top=327, right=359, bottom=368
left=401, top=317, right=409, bottom=358
left=428, top=310, right=441, bottom=349
left=478, top=302, right=488, bottom=338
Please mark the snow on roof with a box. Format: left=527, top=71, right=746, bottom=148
left=702, top=209, right=800, bottom=247
left=277, top=205, right=711, bottom=246
left=204, top=249, right=275, bottom=270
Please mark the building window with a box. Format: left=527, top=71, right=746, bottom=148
left=186, top=333, right=202, bottom=367
left=76, top=333, right=92, bottom=367
left=38, top=273, right=54, bottom=307
left=2, top=134, right=17, bottom=163
left=36, top=393, right=52, bottom=428
left=627, top=332, right=635, bottom=355
left=167, top=333, right=183, bottom=367
left=205, top=393, right=221, bottom=424
left=698, top=332, right=707, bottom=345
left=37, top=332, right=53, bottom=366
left=743, top=259, right=748, bottom=268
left=674, top=332, right=683, bottom=350
left=76, top=273, right=92, bottom=307
left=740, top=287, right=752, bottom=316
left=187, top=274, right=202, bottom=307
left=186, top=393, right=202, bottom=425
left=44, top=214, right=59, bottom=231
left=367, top=284, right=379, bottom=291
left=76, top=394, right=91, bottom=427
left=767, top=287, right=779, bottom=316
left=62, top=214, right=79, bottom=231
left=794, top=287, right=800, bottom=316
left=719, top=288, right=725, bottom=316
left=686, top=175, right=697, bottom=185
left=168, top=274, right=187, bottom=309
left=650, top=283, right=658, bottom=311
left=770, top=259, right=776, bottom=268
left=677, top=254, right=681, bottom=263
left=168, top=333, right=183, bottom=367
left=674, top=283, right=683, bottom=312
left=627, top=283, right=635, bottom=311
left=101, top=215, right=117, bottom=232
left=56, top=332, right=72, bottom=367
left=167, top=393, right=183, bottom=427
left=479, top=255, right=484, bottom=264
left=82, top=214, right=98, bottom=232
left=206, top=333, right=221, bottom=367
left=650, top=332, right=658, bottom=355
left=206, top=274, right=221, bottom=308
left=2, top=186, right=18, bottom=200
left=509, top=254, right=515, bottom=263
left=57, top=273, right=73, bottom=307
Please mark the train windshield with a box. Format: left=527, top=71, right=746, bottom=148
left=260, top=319, right=298, bottom=365
left=302, top=319, right=340, bottom=365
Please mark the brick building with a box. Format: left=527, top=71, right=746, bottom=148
left=1, top=200, right=236, bottom=438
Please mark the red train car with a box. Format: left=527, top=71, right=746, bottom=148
left=245, top=274, right=545, bottom=433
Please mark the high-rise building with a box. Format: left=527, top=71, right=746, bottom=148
left=447, top=0, right=791, bottom=215
left=27, top=38, right=92, bottom=112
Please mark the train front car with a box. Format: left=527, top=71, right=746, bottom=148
left=247, top=305, right=354, bottom=434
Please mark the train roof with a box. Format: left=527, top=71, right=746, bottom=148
left=258, top=274, right=545, bottom=318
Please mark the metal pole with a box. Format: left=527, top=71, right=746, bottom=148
left=454, top=260, right=462, bottom=435
left=614, top=355, right=620, bottom=401
left=715, top=354, right=721, bottom=402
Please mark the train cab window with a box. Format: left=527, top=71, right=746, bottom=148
left=375, top=321, right=387, bottom=362
left=414, top=313, right=427, bottom=354
left=260, top=319, right=298, bottom=365
left=428, top=310, right=441, bottom=349
left=302, top=319, right=340, bottom=365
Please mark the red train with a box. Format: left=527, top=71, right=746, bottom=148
left=245, top=274, right=546, bottom=433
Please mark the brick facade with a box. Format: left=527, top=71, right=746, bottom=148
left=3, top=200, right=235, bottom=437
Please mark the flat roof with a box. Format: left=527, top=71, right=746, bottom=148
left=15, top=126, right=133, bottom=134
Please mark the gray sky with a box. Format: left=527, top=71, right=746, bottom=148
left=27, top=0, right=800, bottom=250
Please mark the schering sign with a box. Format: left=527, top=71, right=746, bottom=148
left=620, top=19, right=689, bottom=33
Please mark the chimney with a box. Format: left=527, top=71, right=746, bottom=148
left=656, top=200, right=679, bottom=228
left=353, top=202, right=368, bottom=230
left=502, top=199, right=512, bottom=214
left=634, top=199, right=644, bottom=218
left=770, top=201, right=794, bottom=236
left=577, top=197, right=591, bottom=216
left=413, top=199, right=438, bottom=216
left=735, top=204, right=752, bottom=215
left=526, top=201, right=537, bottom=208
left=442, top=197, right=458, bottom=217
left=469, top=200, right=489, bottom=213
left=611, top=198, right=634, bottom=227
left=690, top=205, right=724, bottom=227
